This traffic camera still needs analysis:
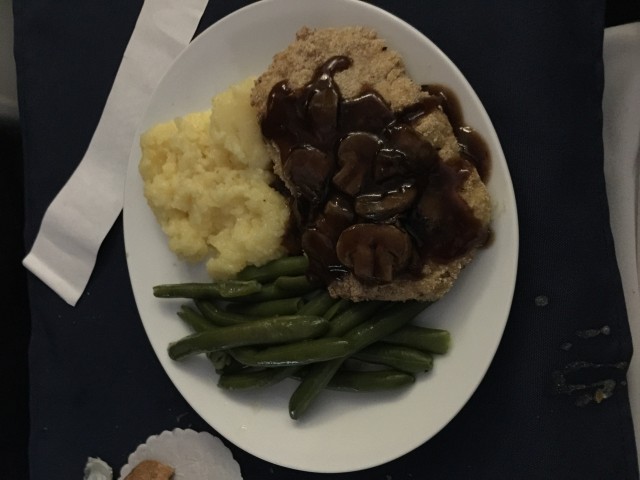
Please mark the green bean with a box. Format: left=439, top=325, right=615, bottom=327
left=194, top=300, right=248, bottom=326
left=236, top=255, right=309, bottom=282
left=177, top=305, right=217, bottom=332
left=215, top=355, right=246, bottom=375
left=383, top=325, right=451, bottom=354
left=181, top=306, right=232, bottom=369
left=225, top=297, right=304, bottom=316
left=345, top=301, right=429, bottom=352
left=218, top=366, right=300, bottom=390
left=351, top=344, right=433, bottom=373
left=326, top=369, right=415, bottom=392
left=297, top=290, right=337, bottom=316
left=227, top=282, right=302, bottom=303
left=285, top=300, right=391, bottom=419
left=327, top=301, right=387, bottom=337
left=273, top=275, right=322, bottom=294
left=176, top=306, right=231, bottom=370
left=289, top=358, right=345, bottom=420
left=208, top=350, right=231, bottom=371
left=230, top=338, right=350, bottom=367
left=323, top=298, right=351, bottom=320
left=153, top=280, right=262, bottom=299
left=168, top=315, right=329, bottom=360
left=161, top=265, right=440, bottom=418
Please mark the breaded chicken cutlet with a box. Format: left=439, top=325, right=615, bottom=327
left=251, top=26, right=492, bottom=302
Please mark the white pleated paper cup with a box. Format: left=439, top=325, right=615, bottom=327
left=118, top=428, right=243, bottom=480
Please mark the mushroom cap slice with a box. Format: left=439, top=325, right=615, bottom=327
left=332, top=132, right=382, bottom=196
left=336, top=224, right=413, bottom=284
left=284, top=146, right=333, bottom=203
left=354, top=181, right=418, bottom=221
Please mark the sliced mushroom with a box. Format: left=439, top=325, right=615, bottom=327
left=284, top=146, right=333, bottom=203
left=302, top=228, right=337, bottom=265
left=332, top=132, right=382, bottom=196
left=354, top=181, right=418, bottom=221
left=373, top=148, right=410, bottom=183
left=301, top=228, right=347, bottom=282
left=340, top=91, right=394, bottom=133
left=336, top=224, right=413, bottom=283
left=315, top=193, right=355, bottom=241
left=303, top=56, right=351, bottom=149
left=384, top=124, right=438, bottom=172
left=306, top=79, right=339, bottom=137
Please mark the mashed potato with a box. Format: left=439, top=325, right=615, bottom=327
left=139, top=77, right=289, bottom=279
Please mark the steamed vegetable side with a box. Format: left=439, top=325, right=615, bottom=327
left=154, top=255, right=451, bottom=420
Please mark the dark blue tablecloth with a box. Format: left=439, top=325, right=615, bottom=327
left=16, top=0, right=639, bottom=478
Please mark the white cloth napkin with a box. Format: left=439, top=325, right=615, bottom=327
left=22, top=0, right=209, bottom=306
left=602, top=21, right=640, bottom=464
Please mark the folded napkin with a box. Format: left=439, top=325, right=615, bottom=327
left=21, top=0, right=209, bottom=306
left=18, top=0, right=639, bottom=479
left=602, top=21, right=640, bottom=463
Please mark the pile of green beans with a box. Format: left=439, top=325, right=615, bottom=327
left=154, top=255, right=451, bottom=420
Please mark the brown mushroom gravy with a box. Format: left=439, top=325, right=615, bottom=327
left=262, top=56, right=491, bottom=285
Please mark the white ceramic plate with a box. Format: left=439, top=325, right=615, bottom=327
left=123, top=0, right=519, bottom=473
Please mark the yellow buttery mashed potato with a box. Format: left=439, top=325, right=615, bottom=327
left=139, top=77, right=289, bottom=279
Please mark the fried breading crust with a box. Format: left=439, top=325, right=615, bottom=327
left=251, top=26, right=491, bottom=302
